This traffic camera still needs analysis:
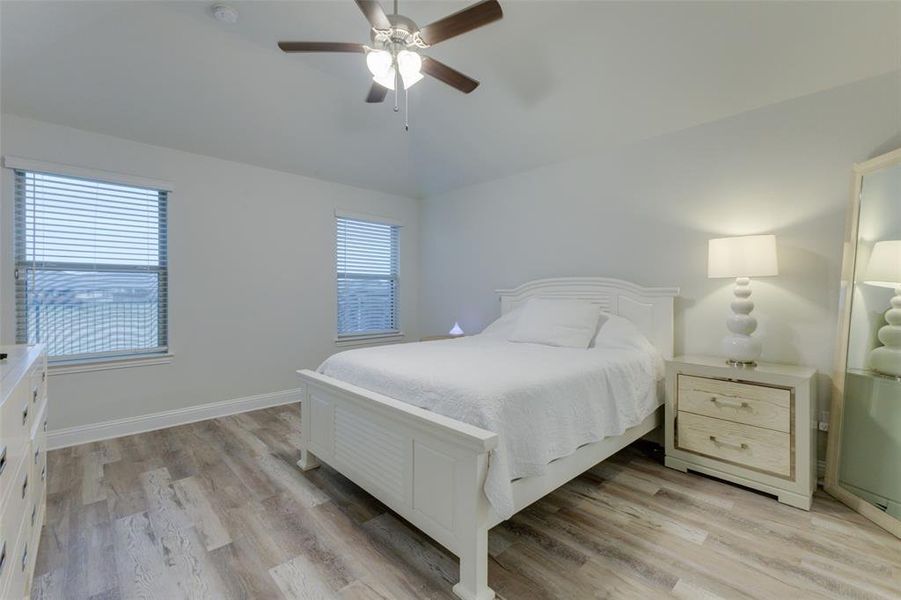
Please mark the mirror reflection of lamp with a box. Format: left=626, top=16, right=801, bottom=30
left=864, top=240, right=901, bottom=378
left=449, top=322, right=464, bottom=337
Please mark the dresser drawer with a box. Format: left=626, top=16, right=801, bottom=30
left=0, top=531, right=11, bottom=600
left=0, top=489, right=17, bottom=597
left=30, top=412, right=47, bottom=531
left=29, top=359, right=47, bottom=404
left=0, top=448, right=31, bottom=598
left=0, top=385, right=31, bottom=506
left=3, top=505, right=31, bottom=600
left=677, top=411, right=791, bottom=477
left=677, top=375, right=790, bottom=432
left=24, top=502, right=41, bottom=600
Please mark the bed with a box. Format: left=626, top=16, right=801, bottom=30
left=296, top=277, right=679, bottom=600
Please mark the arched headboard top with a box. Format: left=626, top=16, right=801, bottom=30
left=496, top=277, right=680, bottom=359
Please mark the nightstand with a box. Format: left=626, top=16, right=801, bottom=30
left=664, top=355, right=817, bottom=510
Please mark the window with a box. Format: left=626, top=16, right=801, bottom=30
left=14, top=170, right=168, bottom=362
left=336, top=215, right=399, bottom=338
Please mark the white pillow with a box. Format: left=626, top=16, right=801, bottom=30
left=591, top=313, right=665, bottom=378
left=591, top=313, right=646, bottom=350
left=479, top=305, right=524, bottom=338
left=508, top=298, right=601, bottom=349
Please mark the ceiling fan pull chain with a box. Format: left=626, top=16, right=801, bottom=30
left=393, top=68, right=399, bottom=112
left=404, top=85, right=409, bottom=131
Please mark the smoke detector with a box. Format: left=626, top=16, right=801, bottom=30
left=211, top=4, right=238, bottom=24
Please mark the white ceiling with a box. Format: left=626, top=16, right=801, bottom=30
left=2, top=1, right=899, bottom=198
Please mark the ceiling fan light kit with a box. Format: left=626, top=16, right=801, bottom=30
left=278, top=0, right=503, bottom=130
left=366, top=49, right=422, bottom=91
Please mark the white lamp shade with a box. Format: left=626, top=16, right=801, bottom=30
left=708, top=235, right=779, bottom=279
left=400, top=70, right=423, bottom=89
left=397, top=50, right=421, bottom=77
left=397, top=50, right=423, bottom=89
left=366, top=50, right=392, bottom=77
left=372, top=68, right=396, bottom=91
left=863, top=240, right=901, bottom=287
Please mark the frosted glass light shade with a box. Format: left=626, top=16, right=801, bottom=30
left=864, top=240, right=901, bottom=287
left=373, top=68, right=396, bottom=91
left=397, top=51, right=423, bottom=89
left=708, top=235, right=779, bottom=279
left=366, top=50, right=392, bottom=77
left=401, top=70, right=423, bottom=89
left=449, top=322, right=464, bottom=336
left=397, top=50, right=421, bottom=76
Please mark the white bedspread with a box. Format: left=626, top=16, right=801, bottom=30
left=317, top=336, right=661, bottom=519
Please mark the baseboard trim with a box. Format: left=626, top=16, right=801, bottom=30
left=47, top=387, right=303, bottom=450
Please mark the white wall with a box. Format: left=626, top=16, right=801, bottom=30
left=0, top=114, right=420, bottom=431
left=2, top=72, right=898, bottom=443
left=419, top=72, right=901, bottom=424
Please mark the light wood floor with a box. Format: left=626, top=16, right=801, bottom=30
left=32, top=405, right=901, bottom=600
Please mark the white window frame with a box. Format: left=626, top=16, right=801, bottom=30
left=335, top=210, right=403, bottom=345
left=5, top=156, right=173, bottom=370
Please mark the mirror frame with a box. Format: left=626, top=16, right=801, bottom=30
left=825, top=146, right=901, bottom=538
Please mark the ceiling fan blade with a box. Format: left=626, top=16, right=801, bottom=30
left=421, top=57, right=479, bottom=93
left=417, top=0, right=503, bottom=46
left=355, top=0, right=391, bottom=30
left=278, top=42, right=365, bottom=53
left=365, top=82, right=389, bottom=103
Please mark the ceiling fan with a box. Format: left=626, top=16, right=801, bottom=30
left=278, top=0, right=503, bottom=126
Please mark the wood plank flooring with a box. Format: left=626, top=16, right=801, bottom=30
left=32, top=405, right=901, bottom=600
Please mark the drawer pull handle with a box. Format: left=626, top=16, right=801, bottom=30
left=22, top=474, right=28, bottom=499
left=0, top=446, right=6, bottom=477
left=41, top=465, right=46, bottom=482
left=31, top=504, right=36, bottom=527
left=34, top=447, right=40, bottom=464
left=42, top=370, right=46, bottom=382
left=710, top=397, right=749, bottom=409
left=43, top=419, right=48, bottom=432
left=0, top=540, right=6, bottom=575
left=21, top=544, right=27, bottom=572
left=22, top=403, right=29, bottom=426
left=709, top=435, right=748, bottom=450
left=33, top=389, right=38, bottom=403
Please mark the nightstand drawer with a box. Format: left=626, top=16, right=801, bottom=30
left=678, top=374, right=790, bottom=432
left=677, top=412, right=790, bottom=477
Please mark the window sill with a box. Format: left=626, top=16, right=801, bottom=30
left=49, top=353, right=174, bottom=375
left=335, top=332, right=405, bottom=348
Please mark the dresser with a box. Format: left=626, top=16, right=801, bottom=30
left=664, top=355, right=816, bottom=510
left=0, top=345, right=48, bottom=599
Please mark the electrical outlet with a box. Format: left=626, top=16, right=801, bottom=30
left=817, top=411, right=830, bottom=432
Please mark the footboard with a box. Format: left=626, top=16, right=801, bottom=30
left=296, top=369, right=498, bottom=599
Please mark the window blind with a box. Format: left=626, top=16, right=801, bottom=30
left=336, top=216, right=399, bottom=337
left=14, top=170, right=168, bottom=361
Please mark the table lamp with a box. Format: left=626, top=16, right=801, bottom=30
left=708, top=235, right=779, bottom=366
left=863, top=240, right=901, bottom=378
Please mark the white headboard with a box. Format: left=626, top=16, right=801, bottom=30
left=496, top=277, right=680, bottom=359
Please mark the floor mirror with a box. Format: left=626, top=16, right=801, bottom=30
left=826, top=147, right=901, bottom=538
